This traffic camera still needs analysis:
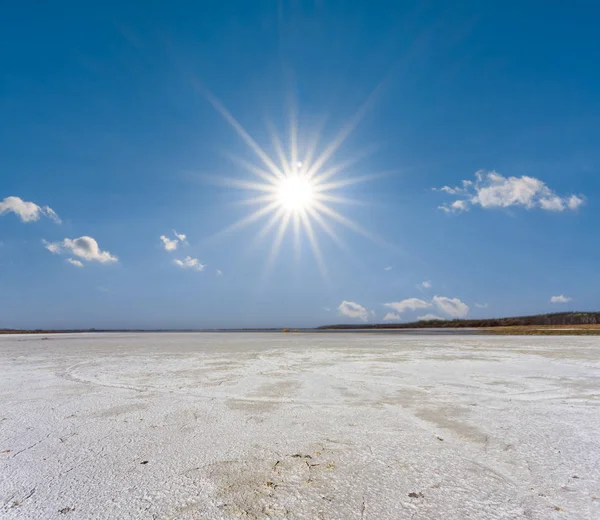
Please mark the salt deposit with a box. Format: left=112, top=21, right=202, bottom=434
left=1, top=333, right=599, bottom=519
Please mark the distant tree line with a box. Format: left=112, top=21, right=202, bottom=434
left=319, top=312, right=600, bottom=329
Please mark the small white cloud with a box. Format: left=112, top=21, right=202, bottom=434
left=383, top=298, right=431, bottom=314
left=173, top=230, right=187, bottom=242
left=475, top=302, right=488, bottom=309
left=338, top=300, right=369, bottom=322
left=216, top=269, right=223, bottom=276
left=438, top=200, right=469, bottom=213
left=160, top=235, right=178, bottom=251
left=66, top=258, right=84, bottom=268
left=432, top=295, right=469, bottom=318
left=160, top=230, right=188, bottom=251
left=383, top=312, right=401, bottom=321
left=567, top=195, right=584, bottom=210
left=421, top=280, right=432, bottom=289
left=550, top=295, right=572, bottom=303
left=417, top=313, right=445, bottom=321
left=436, top=171, right=585, bottom=213
left=384, top=266, right=392, bottom=271
left=440, top=186, right=461, bottom=195
left=0, top=196, right=61, bottom=223
left=44, top=236, right=117, bottom=263
left=43, top=240, right=61, bottom=254
left=324, top=307, right=331, bottom=312
left=174, top=256, right=205, bottom=271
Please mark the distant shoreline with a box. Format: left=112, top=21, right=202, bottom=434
left=2, top=328, right=600, bottom=337
left=2, top=312, right=600, bottom=336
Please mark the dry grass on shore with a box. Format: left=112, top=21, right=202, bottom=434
left=485, top=324, right=600, bottom=335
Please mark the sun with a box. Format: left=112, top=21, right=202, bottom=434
left=202, top=89, right=384, bottom=276
left=276, top=167, right=315, bottom=213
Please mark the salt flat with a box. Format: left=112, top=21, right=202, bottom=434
left=1, top=333, right=599, bottom=520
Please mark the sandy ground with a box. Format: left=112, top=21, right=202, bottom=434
left=1, top=333, right=599, bottom=520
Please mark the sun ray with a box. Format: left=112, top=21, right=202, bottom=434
left=314, top=170, right=394, bottom=193
left=314, top=193, right=363, bottom=206
left=202, top=88, right=285, bottom=179
left=267, top=120, right=291, bottom=174
left=312, top=200, right=373, bottom=241
left=204, top=176, right=278, bottom=193
left=307, top=206, right=348, bottom=251
left=288, top=91, right=299, bottom=174
left=237, top=193, right=277, bottom=206
left=203, top=91, right=387, bottom=277
left=300, top=210, right=328, bottom=278
left=225, top=153, right=280, bottom=185
left=265, top=210, right=292, bottom=273
left=305, top=82, right=385, bottom=179
left=252, top=207, right=286, bottom=248
left=309, top=144, right=378, bottom=185
left=216, top=200, right=280, bottom=237
left=301, top=117, right=327, bottom=173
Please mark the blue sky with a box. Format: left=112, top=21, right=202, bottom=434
left=1, top=1, right=599, bottom=329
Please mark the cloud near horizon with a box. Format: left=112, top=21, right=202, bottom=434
left=338, top=300, right=369, bottom=322
left=383, top=298, right=431, bottom=314
left=432, top=296, right=470, bottom=318
left=383, top=312, right=401, bottom=321
left=383, top=295, right=470, bottom=319
left=436, top=171, right=585, bottom=213
left=44, top=236, right=117, bottom=263
left=550, top=295, right=572, bottom=303
left=0, top=196, right=61, bottom=223
left=418, top=313, right=444, bottom=321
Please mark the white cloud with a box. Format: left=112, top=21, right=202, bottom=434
left=383, top=295, right=469, bottom=319
left=338, top=300, right=369, bottom=322
left=160, top=230, right=188, bottom=251
left=439, top=200, right=469, bottom=213
left=173, top=230, right=187, bottom=242
left=174, top=256, right=205, bottom=271
left=550, top=295, right=572, bottom=304
left=437, top=171, right=585, bottom=213
left=440, top=186, right=460, bottom=195
left=384, top=266, right=392, bottom=271
left=418, top=313, right=445, bottom=321
left=567, top=195, right=584, bottom=210
left=432, top=295, right=469, bottom=318
left=43, top=240, right=61, bottom=253
left=475, top=302, right=488, bottom=309
left=160, top=235, right=178, bottom=251
left=216, top=269, right=223, bottom=276
left=383, top=312, right=401, bottom=321
left=383, top=298, right=431, bottom=314
left=421, top=280, right=432, bottom=289
left=0, top=196, right=61, bottom=223
left=44, top=236, right=117, bottom=263
left=66, top=258, right=84, bottom=268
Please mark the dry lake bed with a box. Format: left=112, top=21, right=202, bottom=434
left=1, top=333, right=599, bottom=519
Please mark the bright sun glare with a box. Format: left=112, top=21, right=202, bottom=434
left=276, top=167, right=315, bottom=212
left=202, top=89, right=385, bottom=277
